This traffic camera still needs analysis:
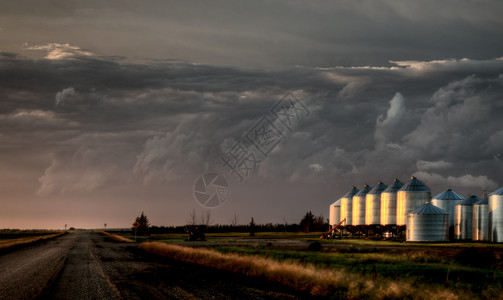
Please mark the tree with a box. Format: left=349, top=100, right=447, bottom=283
left=134, top=211, right=150, bottom=236
left=249, top=217, right=256, bottom=236
left=313, top=214, right=327, bottom=232
left=299, top=211, right=315, bottom=233
left=201, top=209, right=212, bottom=226
left=186, top=209, right=197, bottom=225
left=230, top=213, right=239, bottom=226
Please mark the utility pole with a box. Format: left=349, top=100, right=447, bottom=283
left=65, top=224, right=67, bottom=231
left=104, top=223, right=107, bottom=231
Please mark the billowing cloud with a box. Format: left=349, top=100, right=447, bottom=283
left=1, top=1, right=503, bottom=228
left=309, top=163, right=324, bottom=173
left=0, top=109, right=76, bottom=129
left=416, top=160, right=453, bottom=171
left=404, top=74, right=501, bottom=158
left=1, top=49, right=502, bottom=227
left=37, top=146, right=122, bottom=196
left=55, top=87, right=78, bottom=106
left=26, top=43, right=94, bottom=60
left=375, top=92, right=409, bottom=146
left=413, top=171, right=498, bottom=192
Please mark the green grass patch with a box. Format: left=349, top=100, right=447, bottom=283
left=212, top=245, right=503, bottom=295
left=110, top=231, right=325, bottom=243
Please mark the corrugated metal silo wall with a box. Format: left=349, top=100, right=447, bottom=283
left=334, top=206, right=340, bottom=226
left=366, top=194, right=380, bottom=225
left=406, top=214, right=449, bottom=242
left=397, top=191, right=431, bottom=226
left=329, top=204, right=340, bottom=227
left=473, top=203, right=488, bottom=241
left=352, top=195, right=366, bottom=226
left=431, top=199, right=461, bottom=227
left=340, top=197, right=352, bottom=226
left=381, top=192, right=397, bottom=225
left=489, top=195, right=503, bottom=242
left=454, top=205, right=474, bottom=240
left=329, top=204, right=336, bottom=227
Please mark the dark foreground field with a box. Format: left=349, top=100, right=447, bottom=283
left=0, top=231, right=308, bottom=299
left=1, top=231, right=503, bottom=299
left=119, top=231, right=503, bottom=299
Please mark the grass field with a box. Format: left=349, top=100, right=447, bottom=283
left=99, top=231, right=134, bottom=243
left=0, top=230, right=65, bottom=250
left=126, top=231, right=503, bottom=299
left=212, top=245, right=502, bottom=295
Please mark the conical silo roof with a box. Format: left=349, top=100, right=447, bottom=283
left=368, top=181, right=387, bottom=195
left=331, top=199, right=341, bottom=206
left=475, top=197, right=488, bottom=205
left=432, top=189, right=465, bottom=200
left=354, top=184, right=372, bottom=197
left=342, top=186, right=359, bottom=198
left=399, top=176, right=430, bottom=192
left=409, top=202, right=448, bottom=215
left=458, top=195, right=480, bottom=205
left=489, top=187, right=503, bottom=196
left=383, top=178, right=403, bottom=193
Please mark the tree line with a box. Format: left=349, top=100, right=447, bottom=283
left=130, top=211, right=329, bottom=235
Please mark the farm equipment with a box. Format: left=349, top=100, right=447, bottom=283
left=185, top=225, right=207, bottom=241
left=320, top=218, right=346, bottom=239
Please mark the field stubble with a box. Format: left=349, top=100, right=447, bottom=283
left=139, top=240, right=503, bottom=299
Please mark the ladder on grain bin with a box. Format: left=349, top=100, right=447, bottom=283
left=320, top=218, right=346, bottom=239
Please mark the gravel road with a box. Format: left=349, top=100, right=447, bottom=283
left=0, top=232, right=306, bottom=299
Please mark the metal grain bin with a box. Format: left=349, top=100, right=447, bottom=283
left=381, top=179, right=403, bottom=226
left=473, top=197, right=488, bottom=241
left=489, top=187, right=503, bottom=242
left=329, top=199, right=341, bottom=228
left=431, top=189, right=465, bottom=227
left=397, top=177, right=431, bottom=226
left=365, top=181, right=387, bottom=225
left=454, top=196, right=480, bottom=240
left=406, top=202, right=448, bottom=242
left=340, top=186, right=359, bottom=226
left=352, top=184, right=372, bottom=226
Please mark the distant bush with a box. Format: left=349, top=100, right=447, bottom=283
left=307, top=241, right=322, bottom=251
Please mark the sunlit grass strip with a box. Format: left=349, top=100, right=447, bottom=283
left=0, top=232, right=64, bottom=249
left=100, top=231, right=134, bottom=243
left=139, top=242, right=459, bottom=299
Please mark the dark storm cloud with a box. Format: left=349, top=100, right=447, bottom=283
left=1, top=1, right=502, bottom=69
left=1, top=47, right=502, bottom=202
left=1, top=1, right=503, bottom=228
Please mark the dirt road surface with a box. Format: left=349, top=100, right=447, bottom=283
left=0, top=232, right=305, bottom=300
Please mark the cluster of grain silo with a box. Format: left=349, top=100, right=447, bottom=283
left=328, top=177, right=503, bottom=243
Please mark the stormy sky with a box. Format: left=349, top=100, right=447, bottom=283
left=1, top=1, right=502, bottom=229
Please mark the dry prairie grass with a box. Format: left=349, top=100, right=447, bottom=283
left=0, top=232, right=64, bottom=249
left=140, top=242, right=462, bottom=299
left=100, top=231, right=134, bottom=243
